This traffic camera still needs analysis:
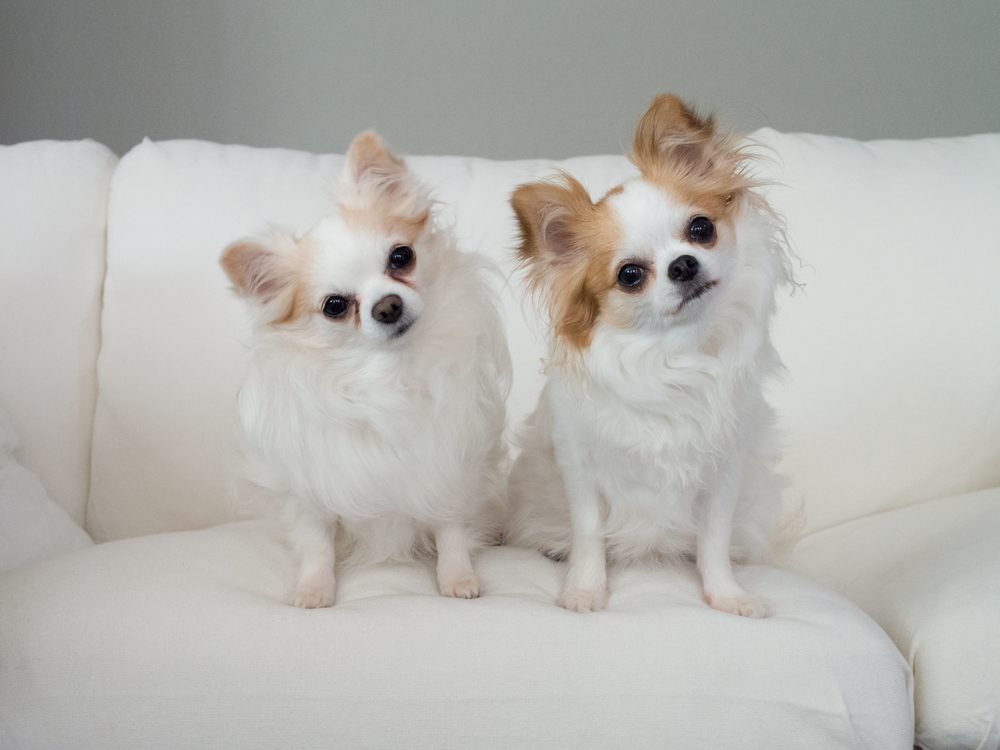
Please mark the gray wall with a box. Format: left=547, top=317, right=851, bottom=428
left=2, top=0, right=998, bottom=158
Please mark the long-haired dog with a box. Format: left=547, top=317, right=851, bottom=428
left=506, top=95, right=791, bottom=616
left=222, top=132, right=511, bottom=607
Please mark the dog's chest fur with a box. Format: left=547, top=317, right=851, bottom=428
left=543, top=323, right=768, bottom=557
left=236, top=267, right=509, bottom=543
left=243, top=348, right=495, bottom=518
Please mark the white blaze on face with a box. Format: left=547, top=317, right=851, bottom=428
left=300, top=215, right=425, bottom=345
left=604, top=178, right=737, bottom=330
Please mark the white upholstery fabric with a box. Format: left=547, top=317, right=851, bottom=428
left=790, top=487, right=1000, bottom=750
left=0, top=522, right=912, bottom=749
left=86, top=134, right=1000, bottom=541
left=0, top=140, right=117, bottom=525
left=0, top=404, right=92, bottom=572
left=0, top=457, right=93, bottom=573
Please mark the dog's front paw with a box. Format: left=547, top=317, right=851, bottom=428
left=706, top=592, right=767, bottom=618
left=439, top=573, right=481, bottom=599
left=558, top=584, right=608, bottom=613
left=293, top=572, right=336, bottom=609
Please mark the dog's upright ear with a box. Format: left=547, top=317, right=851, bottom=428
left=631, top=94, right=718, bottom=175
left=631, top=94, right=753, bottom=208
left=340, top=130, right=430, bottom=225
left=220, top=229, right=301, bottom=323
left=344, top=130, right=406, bottom=188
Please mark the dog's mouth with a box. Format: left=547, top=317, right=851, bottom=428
left=675, top=279, right=718, bottom=313
left=389, top=316, right=416, bottom=339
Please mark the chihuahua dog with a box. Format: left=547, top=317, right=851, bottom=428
left=506, top=95, right=791, bottom=616
left=222, top=132, right=510, bottom=607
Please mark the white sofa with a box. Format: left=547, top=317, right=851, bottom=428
left=1, top=131, right=998, bottom=749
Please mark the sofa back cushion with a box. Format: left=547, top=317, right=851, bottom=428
left=0, top=140, right=117, bottom=527
left=86, top=134, right=1000, bottom=540
left=760, top=130, right=1000, bottom=531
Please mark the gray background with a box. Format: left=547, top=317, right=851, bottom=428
left=2, top=0, right=998, bottom=158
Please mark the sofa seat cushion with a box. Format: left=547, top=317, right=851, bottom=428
left=0, top=523, right=911, bottom=749
left=0, top=404, right=92, bottom=573
left=790, top=487, right=1000, bottom=750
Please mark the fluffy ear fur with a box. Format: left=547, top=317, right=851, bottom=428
left=339, top=130, right=430, bottom=225
left=631, top=94, right=758, bottom=210
left=511, top=175, right=617, bottom=351
left=345, top=130, right=406, bottom=186
left=220, top=230, right=301, bottom=323
left=511, top=173, right=595, bottom=263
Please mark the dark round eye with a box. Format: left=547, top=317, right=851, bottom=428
left=617, top=263, right=646, bottom=289
left=322, top=295, right=350, bottom=319
left=388, top=245, right=414, bottom=270
left=688, top=216, right=715, bottom=244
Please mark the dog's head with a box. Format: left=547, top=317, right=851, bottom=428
left=221, top=131, right=435, bottom=349
left=512, top=94, right=766, bottom=353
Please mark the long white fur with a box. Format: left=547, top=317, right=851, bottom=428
left=226, top=134, right=511, bottom=607
left=508, top=178, right=790, bottom=617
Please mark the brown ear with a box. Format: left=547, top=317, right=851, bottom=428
left=631, top=94, right=757, bottom=207
left=510, top=175, right=613, bottom=350
left=510, top=174, right=594, bottom=264
left=631, top=94, right=718, bottom=175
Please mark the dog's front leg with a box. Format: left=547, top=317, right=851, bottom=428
left=290, top=503, right=337, bottom=609
left=696, top=456, right=765, bottom=618
left=434, top=522, right=480, bottom=599
left=555, top=440, right=608, bottom=612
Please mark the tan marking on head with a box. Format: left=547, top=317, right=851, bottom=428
left=630, top=94, right=761, bottom=216
left=339, top=204, right=428, bottom=239
left=511, top=174, right=622, bottom=351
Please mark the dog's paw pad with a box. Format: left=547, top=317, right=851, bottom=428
left=558, top=585, right=608, bottom=613
left=293, top=581, right=335, bottom=609
left=706, top=593, right=767, bottom=618
left=440, top=574, right=480, bottom=599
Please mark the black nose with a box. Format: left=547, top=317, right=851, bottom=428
left=372, top=294, right=403, bottom=324
left=668, top=255, right=699, bottom=283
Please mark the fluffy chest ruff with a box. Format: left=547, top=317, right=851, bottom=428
left=508, top=319, right=783, bottom=564
left=235, top=268, right=510, bottom=563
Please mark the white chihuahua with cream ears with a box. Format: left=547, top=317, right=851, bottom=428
left=507, top=95, right=791, bottom=617
left=222, top=132, right=511, bottom=608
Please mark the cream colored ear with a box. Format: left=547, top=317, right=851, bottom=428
left=221, top=238, right=282, bottom=299
left=510, top=173, right=594, bottom=264
left=220, top=231, right=302, bottom=324
left=341, top=130, right=430, bottom=223
left=344, top=130, right=406, bottom=187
